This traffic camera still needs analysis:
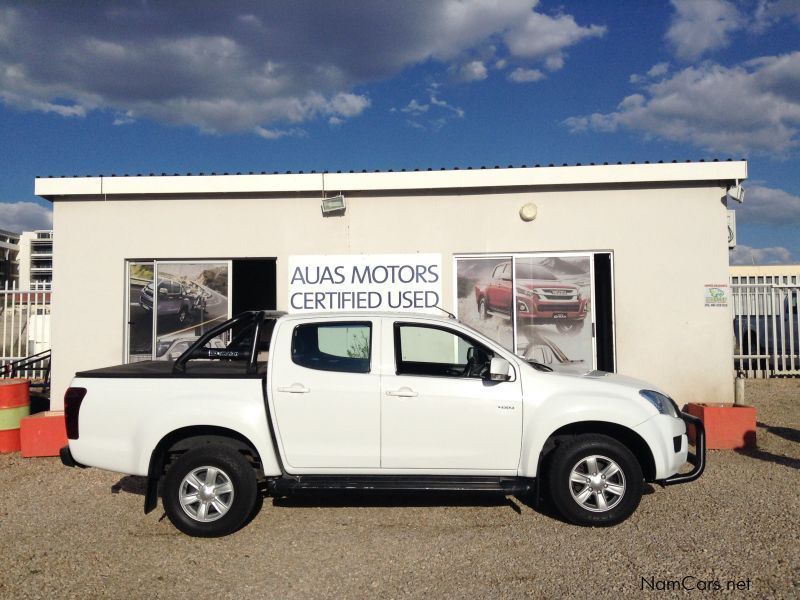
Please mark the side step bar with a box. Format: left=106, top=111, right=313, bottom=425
left=267, top=475, right=535, bottom=495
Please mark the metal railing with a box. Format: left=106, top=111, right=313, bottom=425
left=1, top=349, right=51, bottom=393
left=732, top=283, right=799, bottom=378
left=0, top=281, right=52, bottom=382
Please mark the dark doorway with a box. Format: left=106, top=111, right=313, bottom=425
left=232, top=259, right=277, bottom=313
left=593, top=253, right=615, bottom=372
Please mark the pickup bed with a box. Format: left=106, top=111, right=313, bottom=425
left=61, top=310, right=704, bottom=537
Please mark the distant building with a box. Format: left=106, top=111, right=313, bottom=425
left=0, top=229, right=20, bottom=287
left=18, top=230, right=53, bottom=288
left=730, top=264, right=800, bottom=286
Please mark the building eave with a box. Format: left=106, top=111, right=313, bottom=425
left=35, top=160, right=748, bottom=201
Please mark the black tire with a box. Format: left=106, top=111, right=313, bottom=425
left=555, top=320, right=584, bottom=334
left=546, top=434, right=643, bottom=527
left=479, top=298, right=489, bottom=320
left=163, top=444, right=259, bottom=537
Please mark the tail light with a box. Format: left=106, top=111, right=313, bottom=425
left=64, top=387, right=87, bottom=439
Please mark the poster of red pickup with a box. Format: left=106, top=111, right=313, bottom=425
left=456, top=255, right=593, bottom=371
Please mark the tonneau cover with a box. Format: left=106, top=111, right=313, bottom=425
left=76, top=360, right=268, bottom=379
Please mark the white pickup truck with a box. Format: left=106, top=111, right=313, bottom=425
left=60, top=310, right=704, bottom=537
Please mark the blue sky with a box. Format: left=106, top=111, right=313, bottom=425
left=0, top=0, right=798, bottom=264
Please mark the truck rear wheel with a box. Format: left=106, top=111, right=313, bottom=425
left=163, top=444, right=258, bottom=537
left=546, top=434, right=643, bottom=526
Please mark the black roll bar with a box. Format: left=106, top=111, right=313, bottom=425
left=172, top=310, right=285, bottom=375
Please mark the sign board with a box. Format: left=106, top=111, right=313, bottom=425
left=704, top=284, right=728, bottom=307
left=288, top=254, right=442, bottom=313
left=727, top=210, right=736, bottom=249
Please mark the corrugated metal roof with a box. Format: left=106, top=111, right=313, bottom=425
left=34, top=159, right=748, bottom=199
left=37, top=158, right=743, bottom=179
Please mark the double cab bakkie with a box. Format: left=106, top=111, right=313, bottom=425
left=474, top=261, right=587, bottom=334
left=61, top=310, right=704, bottom=537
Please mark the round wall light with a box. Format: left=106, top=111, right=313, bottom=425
left=519, top=202, right=538, bottom=222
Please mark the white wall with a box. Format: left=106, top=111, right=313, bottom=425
left=51, top=183, right=733, bottom=408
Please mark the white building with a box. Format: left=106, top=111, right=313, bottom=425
left=18, top=230, right=53, bottom=288
left=36, top=160, right=747, bottom=409
left=0, top=228, right=20, bottom=286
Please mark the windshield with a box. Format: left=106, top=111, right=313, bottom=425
left=515, top=264, right=557, bottom=280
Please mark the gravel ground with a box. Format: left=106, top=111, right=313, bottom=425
left=1, top=379, right=798, bottom=599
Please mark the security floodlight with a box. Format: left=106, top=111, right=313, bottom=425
left=321, top=194, right=346, bottom=215
left=727, top=181, right=745, bottom=203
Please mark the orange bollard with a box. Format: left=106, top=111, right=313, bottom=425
left=0, top=379, right=31, bottom=453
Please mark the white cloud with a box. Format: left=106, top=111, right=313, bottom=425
left=401, top=99, right=430, bottom=115
left=564, top=52, right=800, bottom=155
left=253, top=126, right=304, bottom=140
left=508, top=68, right=545, bottom=83
left=647, top=62, right=670, bottom=78
left=400, top=92, right=464, bottom=130
left=0, top=202, right=53, bottom=233
left=666, top=0, right=744, bottom=61
left=0, top=1, right=603, bottom=136
left=735, top=185, right=800, bottom=224
left=453, top=60, right=488, bottom=82
left=504, top=10, right=606, bottom=71
left=753, top=0, right=800, bottom=33
left=730, top=244, right=792, bottom=265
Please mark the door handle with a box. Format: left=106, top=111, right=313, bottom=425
left=386, top=387, right=418, bottom=397
left=277, top=384, right=310, bottom=393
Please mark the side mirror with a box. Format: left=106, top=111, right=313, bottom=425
left=158, top=287, right=169, bottom=295
left=488, top=357, right=512, bottom=381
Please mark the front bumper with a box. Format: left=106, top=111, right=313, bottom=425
left=516, top=297, right=587, bottom=320
left=662, top=412, right=706, bottom=485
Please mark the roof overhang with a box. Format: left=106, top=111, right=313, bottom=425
left=35, top=161, right=748, bottom=201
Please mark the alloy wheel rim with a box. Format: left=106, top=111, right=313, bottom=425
left=568, top=454, right=626, bottom=512
left=179, top=466, right=235, bottom=522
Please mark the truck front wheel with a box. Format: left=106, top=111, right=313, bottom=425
left=163, top=444, right=259, bottom=537
left=555, top=320, right=584, bottom=334
left=479, top=298, right=489, bottom=320
left=546, top=434, right=643, bottom=526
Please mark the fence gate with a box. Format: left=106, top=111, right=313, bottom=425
left=0, top=281, right=51, bottom=381
left=732, top=283, right=800, bottom=378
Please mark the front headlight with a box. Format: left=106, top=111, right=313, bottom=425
left=516, top=287, right=536, bottom=298
left=639, top=390, right=679, bottom=418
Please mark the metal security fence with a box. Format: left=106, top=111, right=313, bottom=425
left=732, top=283, right=800, bottom=378
left=0, top=281, right=52, bottom=381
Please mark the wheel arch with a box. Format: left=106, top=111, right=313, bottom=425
left=537, top=421, right=657, bottom=482
left=144, top=425, right=263, bottom=514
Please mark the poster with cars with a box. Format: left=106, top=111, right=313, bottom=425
left=514, top=256, right=592, bottom=368
left=127, top=261, right=230, bottom=362
left=127, top=262, right=154, bottom=362
left=455, top=255, right=593, bottom=370
left=455, top=257, right=514, bottom=351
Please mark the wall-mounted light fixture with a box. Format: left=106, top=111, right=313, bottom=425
left=519, top=202, right=538, bottom=222
left=321, top=194, right=346, bottom=215
left=727, top=180, right=745, bottom=203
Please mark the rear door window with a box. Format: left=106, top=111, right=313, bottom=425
left=291, top=322, right=372, bottom=373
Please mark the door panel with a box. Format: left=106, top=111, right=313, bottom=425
left=381, top=321, right=522, bottom=471
left=272, top=320, right=380, bottom=469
